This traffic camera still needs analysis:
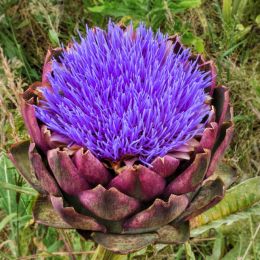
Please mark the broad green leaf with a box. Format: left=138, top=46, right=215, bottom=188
left=191, top=203, right=260, bottom=237
left=181, top=33, right=205, bottom=53
left=190, top=177, right=260, bottom=236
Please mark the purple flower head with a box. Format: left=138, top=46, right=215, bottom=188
left=35, top=22, right=211, bottom=164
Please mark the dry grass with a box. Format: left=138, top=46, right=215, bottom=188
left=0, top=47, right=27, bottom=149
left=223, top=59, right=260, bottom=178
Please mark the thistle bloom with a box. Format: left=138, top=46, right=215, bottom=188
left=35, top=23, right=211, bottom=164
left=10, top=22, right=234, bottom=254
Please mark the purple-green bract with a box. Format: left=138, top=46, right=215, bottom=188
left=35, top=22, right=211, bottom=163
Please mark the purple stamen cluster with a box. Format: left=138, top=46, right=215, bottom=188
left=36, top=22, right=211, bottom=163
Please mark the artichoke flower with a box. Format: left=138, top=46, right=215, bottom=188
left=9, top=22, right=234, bottom=254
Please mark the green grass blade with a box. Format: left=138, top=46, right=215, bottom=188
left=222, top=0, right=232, bottom=24
left=185, top=242, right=196, bottom=260
left=0, top=181, right=38, bottom=196
left=0, top=213, right=17, bottom=233
left=0, top=251, right=15, bottom=260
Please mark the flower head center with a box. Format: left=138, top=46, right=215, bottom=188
left=36, top=22, right=211, bottom=163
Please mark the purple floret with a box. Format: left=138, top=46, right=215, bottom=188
left=35, top=22, right=211, bottom=163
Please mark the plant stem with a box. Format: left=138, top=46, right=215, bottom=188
left=91, top=245, right=127, bottom=260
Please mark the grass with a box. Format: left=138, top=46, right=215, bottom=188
left=0, top=0, right=259, bottom=259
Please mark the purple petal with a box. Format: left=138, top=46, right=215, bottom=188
left=42, top=48, right=63, bottom=83
left=9, top=140, right=45, bottom=193
left=91, top=232, right=158, bottom=254
left=150, top=155, right=180, bottom=178
left=200, top=122, right=218, bottom=150
left=164, top=150, right=211, bottom=196
left=34, top=23, right=212, bottom=164
left=33, top=195, right=72, bottom=228
left=157, top=222, right=189, bottom=244
left=212, top=86, right=230, bottom=127
left=177, top=178, right=224, bottom=221
left=29, top=143, right=60, bottom=195
left=73, top=148, right=111, bottom=186
left=47, top=149, right=89, bottom=195
left=169, top=152, right=191, bottom=160
left=41, top=125, right=71, bottom=149
left=206, top=121, right=234, bottom=177
left=109, top=165, right=166, bottom=201
left=123, top=194, right=188, bottom=233
left=20, top=96, right=48, bottom=152
left=50, top=195, right=106, bottom=232
left=78, top=185, right=140, bottom=221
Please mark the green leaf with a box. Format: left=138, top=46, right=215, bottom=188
left=48, top=29, right=60, bottom=46
left=190, top=177, right=260, bottom=236
left=88, top=1, right=147, bottom=18
left=87, top=0, right=202, bottom=25
left=181, top=33, right=205, bottom=53
left=256, top=15, right=260, bottom=26
left=192, top=203, right=260, bottom=237
left=169, top=0, right=201, bottom=12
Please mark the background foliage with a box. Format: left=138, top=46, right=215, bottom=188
left=0, top=0, right=259, bottom=259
